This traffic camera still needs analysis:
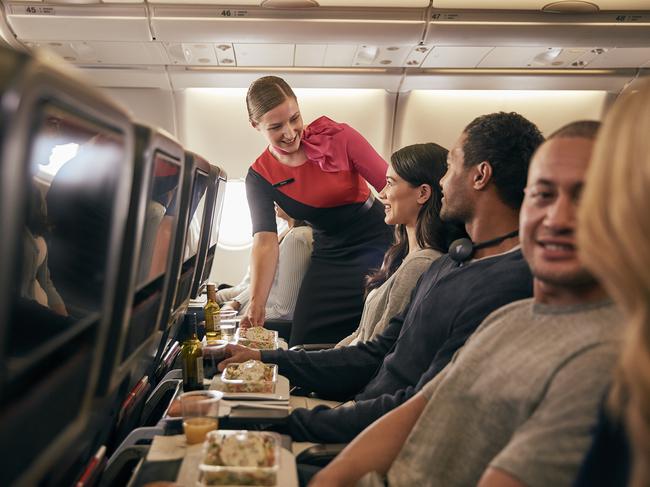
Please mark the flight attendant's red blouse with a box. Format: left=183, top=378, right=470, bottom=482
left=246, top=116, right=388, bottom=235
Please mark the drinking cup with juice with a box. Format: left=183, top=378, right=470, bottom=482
left=179, top=390, right=223, bottom=445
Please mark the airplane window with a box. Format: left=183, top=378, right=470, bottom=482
left=217, top=179, right=253, bottom=251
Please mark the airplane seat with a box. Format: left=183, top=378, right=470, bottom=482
left=108, top=425, right=164, bottom=466
left=296, top=443, right=347, bottom=468
left=140, top=376, right=182, bottom=427
left=264, top=318, right=293, bottom=342
left=99, top=445, right=149, bottom=487
left=0, top=45, right=135, bottom=486
left=289, top=343, right=336, bottom=352
left=108, top=375, right=152, bottom=453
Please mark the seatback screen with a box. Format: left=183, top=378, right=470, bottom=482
left=183, top=169, right=209, bottom=262
left=8, top=102, right=125, bottom=380
left=135, top=151, right=181, bottom=290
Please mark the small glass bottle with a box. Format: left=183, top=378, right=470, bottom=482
left=204, top=283, right=221, bottom=343
left=181, top=313, right=204, bottom=391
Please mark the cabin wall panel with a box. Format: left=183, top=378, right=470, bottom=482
left=102, top=87, right=177, bottom=137
left=175, top=87, right=395, bottom=285
left=393, top=90, right=608, bottom=150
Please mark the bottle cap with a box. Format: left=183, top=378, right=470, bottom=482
left=206, top=283, right=218, bottom=301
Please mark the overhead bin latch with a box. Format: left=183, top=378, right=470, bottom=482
left=542, top=1, right=600, bottom=14
left=261, top=0, right=320, bottom=8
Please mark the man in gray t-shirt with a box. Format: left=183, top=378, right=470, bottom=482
left=386, top=298, right=620, bottom=487
left=310, top=120, right=622, bottom=487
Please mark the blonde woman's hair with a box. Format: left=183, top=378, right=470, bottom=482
left=578, top=79, right=650, bottom=487
left=246, top=76, right=297, bottom=123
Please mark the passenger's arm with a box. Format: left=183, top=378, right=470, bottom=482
left=288, top=355, right=449, bottom=443
left=261, top=312, right=404, bottom=399
left=216, top=271, right=250, bottom=304
left=478, top=468, right=527, bottom=487
left=309, top=393, right=427, bottom=487
left=242, top=231, right=278, bottom=327
left=289, top=387, right=418, bottom=443
left=218, top=327, right=396, bottom=400
left=231, top=287, right=250, bottom=311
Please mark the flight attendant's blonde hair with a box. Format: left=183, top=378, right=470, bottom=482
left=578, top=79, right=650, bottom=487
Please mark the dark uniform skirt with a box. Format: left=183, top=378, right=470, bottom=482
left=289, top=199, right=392, bottom=346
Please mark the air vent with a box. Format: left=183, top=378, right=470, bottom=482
left=542, top=1, right=599, bottom=14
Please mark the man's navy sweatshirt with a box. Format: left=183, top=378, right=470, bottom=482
left=260, top=249, right=533, bottom=443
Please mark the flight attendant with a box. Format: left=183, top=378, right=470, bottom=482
left=243, top=75, right=392, bottom=346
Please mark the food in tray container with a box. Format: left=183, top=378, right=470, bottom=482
left=236, top=327, right=278, bottom=350
left=221, top=360, right=278, bottom=393
left=199, top=430, right=280, bottom=486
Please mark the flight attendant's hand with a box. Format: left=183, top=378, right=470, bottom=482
left=240, top=302, right=265, bottom=329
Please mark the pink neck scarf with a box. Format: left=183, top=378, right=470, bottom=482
left=271, top=116, right=345, bottom=172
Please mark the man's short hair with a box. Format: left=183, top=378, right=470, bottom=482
left=463, top=112, right=544, bottom=209
left=548, top=120, right=601, bottom=140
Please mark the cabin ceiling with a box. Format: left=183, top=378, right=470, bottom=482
left=1, top=0, right=649, bottom=91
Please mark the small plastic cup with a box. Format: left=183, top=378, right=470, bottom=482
left=179, top=390, right=223, bottom=445
left=219, top=319, right=239, bottom=342
left=219, top=309, right=238, bottom=320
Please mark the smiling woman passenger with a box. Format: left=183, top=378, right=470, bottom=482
left=338, top=143, right=466, bottom=347
left=243, top=75, right=393, bottom=346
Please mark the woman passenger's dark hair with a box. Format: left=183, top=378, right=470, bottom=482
left=246, top=76, right=297, bottom=122
left=365, top=143, right=467, bottom=293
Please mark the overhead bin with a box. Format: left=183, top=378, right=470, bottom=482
left=5, top=3, right=152, bottom=42
left=585, top=47, right=650, bottom=68
left=425, top=10, right=650, bottom=48
left=431, top=1, right=650, bottom=11
left=77, top=66, right=171, bottom=89
left=150, top=6, right=427, bottom=44
left=23, top=41, right=169, bottom=65
left=148, top=0, right=429, bottom=6
left=166, top=66, right=404, bottom=91
left=400, top=68, right=642, bottom=92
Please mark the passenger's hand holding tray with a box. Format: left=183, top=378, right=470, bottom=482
left=198, top=430, right=280, bottom=486
left=236, top=327, right=279, bottom=350
left=221, top=360, right=278, bottom=394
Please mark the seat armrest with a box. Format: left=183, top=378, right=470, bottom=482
left=296, top=443, right=348, bottom=467
left=141, top=378, right=182, bottom=426
left=290, top=343, right=336, bottom=352
left=100, top=445, right=149, bottom=487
